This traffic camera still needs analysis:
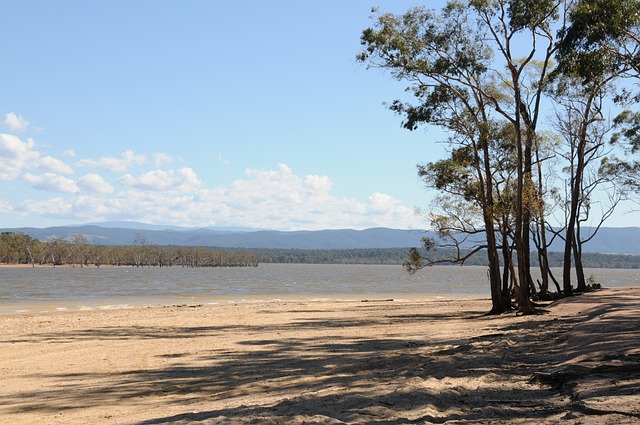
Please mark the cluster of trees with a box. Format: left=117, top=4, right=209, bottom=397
left=4, top=231, right=640, bottom=269
left=256, top=248, right=412, bottom=264
left=257, top=247, right=640, bottom=268
left=358, top=0, right=640, bottom=313
left=0, top=232, right=260, bottom=268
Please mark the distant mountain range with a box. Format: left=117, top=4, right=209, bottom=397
left=1, top=221, right=640, bottom=254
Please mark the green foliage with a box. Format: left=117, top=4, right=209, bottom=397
left=556, top=0, right=640, bottom=83
left=0, top=232, right=259, bottom=267
left=508, top=0, right=559, bottom=32
left=255, top=248, right=413, bottom=265
left=358, top=4, right=493, bottom=131
left=612, top=110, right=640, bottom=153
left=559, top=0, right=638, bottom=49
left=359, top=0, right=640, bottom=307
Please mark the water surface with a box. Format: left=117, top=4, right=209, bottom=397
left=0, top=264, right=637, bottom=314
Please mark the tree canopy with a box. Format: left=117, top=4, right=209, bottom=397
left=359, top=0, right=640, bottom=314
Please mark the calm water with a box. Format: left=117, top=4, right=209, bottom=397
left=0, top=264, right=639, bottom=314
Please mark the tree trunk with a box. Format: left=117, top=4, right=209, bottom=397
left=486, top=221, right=506, bottom=314
left=517, top=137, right=535, bottom=313
left=574, top=223, right=587, bottom=291
left=501, top=227, right=514, bottom=310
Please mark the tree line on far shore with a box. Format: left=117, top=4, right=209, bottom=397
left=3, top=231, right=640, bottom=269
left=257, top=248, right=640, bottom=269
left=0, top=232, right=259, bottom=268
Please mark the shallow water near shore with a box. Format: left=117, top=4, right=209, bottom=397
left=1, top=263, right=638, bottom=314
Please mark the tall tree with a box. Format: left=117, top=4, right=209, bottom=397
left=359, top=3, right=511, bottom=313
left=557, top=0, right=640, bottom=83
left=359, top=0, right=562, bottom=313
left=554, top=0, right=640, bottom=293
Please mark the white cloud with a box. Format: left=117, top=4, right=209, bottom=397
left=62, top=149, right=77, bottom=158
left=23, top=172, right=79, bottom=193
left=4, top=164, right=425, bottom=230
left=119, top=167, right=201, bottom=192
left=0, top=200, right=13, bottom=213
left=0, top=134, right=40, bottom=180
left=190, top=164, right=421, bottom=230
left=368, top=192, right=402, bottom=212
left=18, top=197, right=72, bottom=218
left=77, top=173, right=114, bottom=194
left=0, top=113, right=29, bottom=131
left=304, top=174, right=333, bottom=192
left=154, top=153, right=173, bottom=168
left=37, top=156, right=74, bottom=175
left=76, top=149, right=146, bottom=172
left=218, top=152, right=230, bottom=165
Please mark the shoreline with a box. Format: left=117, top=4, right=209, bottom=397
left=0, top=263, right=118, bottom=268
left=1, top=287, right=639, bottom=424
left=0, top=292, right=486, bottom=317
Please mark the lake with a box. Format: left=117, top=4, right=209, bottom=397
left=1, top=263, right=639, bottom=314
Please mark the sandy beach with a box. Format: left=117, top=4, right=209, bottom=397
left=1, top=288, right=639, bottom=424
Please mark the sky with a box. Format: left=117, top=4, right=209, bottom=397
left=1, top=1, right=637, bottom=231
left=1, top=0, right=450, bottom=231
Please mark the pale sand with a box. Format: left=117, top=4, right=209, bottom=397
left=1, top=288, right=639, bottom=424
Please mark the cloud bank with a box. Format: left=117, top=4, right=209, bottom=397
left=0, top=130, right=424, bottom=230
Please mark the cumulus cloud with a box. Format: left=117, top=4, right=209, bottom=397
left=304, top=174, right=333, bottom=192
left=0, top=200, right=13, bottom=213
left=1, top=113, right=29, bottom=131
left=77, top=173, right=114, bottom=194
left=18, top=197, right=72, bottom=219
left=0, top=134, right=40, bottom=180
left=37, top=156, right=74, bottom=175
left=153, top=153, right=173, bottom=168
left=119, top=167, right=201, bottom=192
left=76, top=149, right=146, bottom=172
left=23, top=172, right=79, bottom=193
left=367, top=192, right=402, bottom=212
left=191, top=164, right=420, bottom=230
left=6, top=163, right=424, bottom=230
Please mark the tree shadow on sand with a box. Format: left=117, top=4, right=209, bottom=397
left=3, top=291, right=640, bottom=424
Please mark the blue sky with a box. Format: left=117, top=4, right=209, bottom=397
left=1, top=1, right=636, bottom=230
left=1, top=1, right=448, bottom=231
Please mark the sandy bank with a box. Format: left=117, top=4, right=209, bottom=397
left=0, top=288, right=639, bottom=424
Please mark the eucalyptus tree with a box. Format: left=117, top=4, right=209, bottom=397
left=557, top=0, right=639, bottom=83
left=549, top=75, right=622, bottom=293
left=0, top=232, right=38, bottom=266
left=358, top=3, right=514, bottom=313
left=553, top=0, right=640, bottom=293
left=70, top=234, right=91, bottom=267
left=359, top=0, right=563, bottom=313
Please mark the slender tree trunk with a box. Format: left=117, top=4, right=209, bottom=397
left=486, top=221, right=505, bottom=314
left=547, top=266, right=562, bottom=294
left=501, top=227, right=514, bottom=309
left=514, top=113, right=527, bottom=310
left=563, top=145, right=585, bottom=296
left=574, top=224, right=587, bottom=291
left=535, top=145, right=550, bottom=294
left=477, top=128, right=505, bottom=314
left=517, top=131, right=535, bottom=313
